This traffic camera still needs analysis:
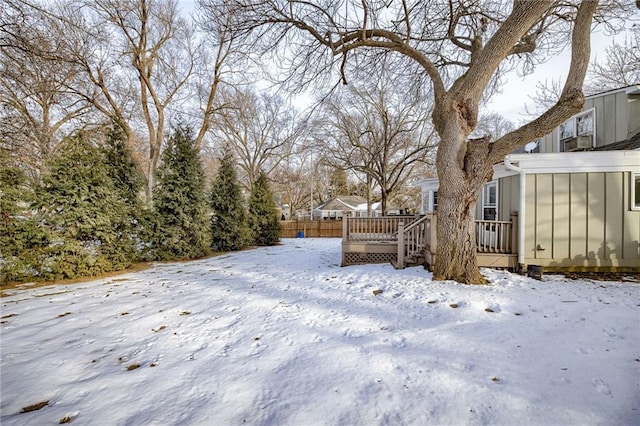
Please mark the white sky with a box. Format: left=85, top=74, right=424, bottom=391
left=484, top=29, right=620, bottom=122
left=177, top=1, right=636, bottom=123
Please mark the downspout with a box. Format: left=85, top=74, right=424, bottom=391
left=504, top=155, right=526, bottom=268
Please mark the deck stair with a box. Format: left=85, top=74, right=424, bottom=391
left=342, top=213, right=518, bottom=270
left=391, top=214, right=431, bottom=269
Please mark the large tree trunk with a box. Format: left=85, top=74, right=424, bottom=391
left=432, top=101, right=493, bottom=284
left=433, top=181, right=486, bottom=283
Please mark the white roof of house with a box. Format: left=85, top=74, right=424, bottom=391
left=506, top=150, right=640, bottom=174
left=415, top=150, right=640, bottom=190
left=355, top=202, right=381, bottom=211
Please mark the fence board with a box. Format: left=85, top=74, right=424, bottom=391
left=280, top=220, right=343, bottom=238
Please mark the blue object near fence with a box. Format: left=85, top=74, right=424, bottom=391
left=297, top=231, right=304, bottom=238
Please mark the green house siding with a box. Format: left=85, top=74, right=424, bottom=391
left=523, top=171, right=640, bottom=270
left=498, top=175, right=519, bottom=221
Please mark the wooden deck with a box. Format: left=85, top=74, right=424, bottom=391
left=342, top=214, right=518, bottom=269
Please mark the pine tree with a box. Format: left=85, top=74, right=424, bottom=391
left=102, top=121, right=145, bottom=210
left=37, top=132, right=133, bottom=280
left=150, top=123, right=211, bottom=260
left=248, top=171, right=281, bottom=246
left=101, top=121, right=146, bottom=264
left=209, top=146, right=250, bottom=251
left=0, top=152, right=50, bottom=283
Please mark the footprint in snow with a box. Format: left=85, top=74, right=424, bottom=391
left=592, top=378, right=611, bottom=396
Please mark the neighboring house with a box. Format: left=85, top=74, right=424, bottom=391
left=314, top=196, right=403, bottom=219
left=313, top=195, right=403, bottom=219
left=314, top=195, right=368, bottom=220
left=417, top=85, right=640, bottom=272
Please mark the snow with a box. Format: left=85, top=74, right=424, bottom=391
left=1, top=238, right=639, bottom=425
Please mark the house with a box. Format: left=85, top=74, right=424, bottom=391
left=314, top=195, right=367, bottom=220
left=314, top=196, right=402, bottom=219
left=342, top=85, right=639, bottom=271
left=416, top=85, right=640, bottom=272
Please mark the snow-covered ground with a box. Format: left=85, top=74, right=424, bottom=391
left=1, top=238, right=638, bottom=425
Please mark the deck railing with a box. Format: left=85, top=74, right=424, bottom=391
left=343, top=215, right=419, bottom=241
left=397, top=215, right=431, bottom=267
left=343, top=213, right=518, bottom=268
left=475, top=220, right=514, bottom=253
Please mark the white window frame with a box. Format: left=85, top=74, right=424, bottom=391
left=482, top=181, right=498, bottom=221
left=422, top=189, right=438, bottom=213
left=632, top=172, right=640, bottom=211
left=557, top=107, right=596, bottom=152
left=430, top=190, right=438, bottom=213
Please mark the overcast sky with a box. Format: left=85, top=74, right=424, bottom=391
left=178, top=1, right=635, bottom=124
left=484, top=29, right=625, bottom=122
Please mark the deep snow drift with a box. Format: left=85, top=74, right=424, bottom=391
left=1, top=238, right=638, bottom=425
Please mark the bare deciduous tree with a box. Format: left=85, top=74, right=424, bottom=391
left=77, top=0, right=199, bottom=203
left=316, top=75, right=435, bottom=215
left=192, top=1, right=250, bottom=151
left=2, top=0, right=256, bottom=204
left=0, top=0, right=91, bottom=182
left=206, top=0, right=634, bottom=283
left=214, top=89, right=303, bottom=191
left=270, top=155, right=312, bottom=219
left=585, top=24, right=640, bottom=94
left=472, top=112, right=516, bottom=142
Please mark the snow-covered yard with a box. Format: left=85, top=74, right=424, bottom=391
left=1, top=238, right=638, bottom=425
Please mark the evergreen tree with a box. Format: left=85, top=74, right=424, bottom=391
left=101, top=121, right=146, bottom=264
left=38, top=132, right=133, bottom=280
left=248, top=171, right=281, bottom=246
left=0, top=153, right=50, bottom=283
left=150, top=123, right=210, bottom=260
left=102, top=121, right=145, bottom=209
left=209, top=146, right=250, bottom=251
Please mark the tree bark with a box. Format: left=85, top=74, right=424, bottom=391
left=428, top=1, right=598, bottom=284
left=432, top=100, right=493, bottom=283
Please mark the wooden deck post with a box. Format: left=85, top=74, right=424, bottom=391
left=510, top=212, right=518, bottom=255
left=342, top=213, right=350, bottom=240
left=397, top=222, right=405, bottom=269
left=430, top=214, right=438, bottom=255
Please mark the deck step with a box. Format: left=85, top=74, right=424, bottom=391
left=391, top=255, right=425, bottom=270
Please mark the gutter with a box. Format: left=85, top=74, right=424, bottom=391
left=504, top=155, right=526, bottom=267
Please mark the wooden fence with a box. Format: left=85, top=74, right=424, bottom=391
left=280, top=220, right=343, bottom=238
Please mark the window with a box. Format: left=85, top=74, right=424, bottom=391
left=633, top=173, right=640, bottom=211
left=422, top=190, right=438, bottom=213
left=559, top=118, right=576, bottom=140
left=525, top=139, right=540, bottom=153
left=482, top=182, right=497, bottom=221
left=576, top=112, right=593, bottom=136
left=422, top=191, right=428, bottom=213
left=559, top=108, right=595, bottom=152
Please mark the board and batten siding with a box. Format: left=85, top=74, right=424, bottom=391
left=585, top=91, right=630, bottom=148
left=523, top=171, right=640, bottom=270
left=536, top=87, right=639, bottom=153
left=498, top=175, right=520, bottom=221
